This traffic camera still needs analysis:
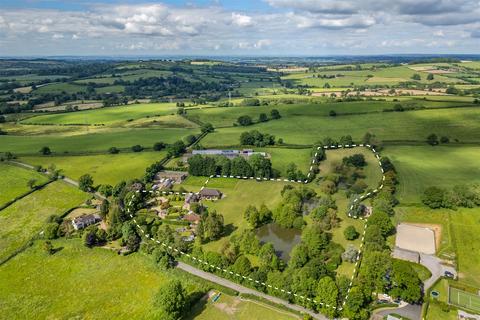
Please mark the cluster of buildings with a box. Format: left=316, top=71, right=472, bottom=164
left=71, top=214, right=102, bottom=230
left=190, top=149, right=267, bottom=159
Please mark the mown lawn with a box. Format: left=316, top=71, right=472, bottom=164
left=21, top=151, right=167, bottom=186
left=0, top=181, right=88, bottom=263
left=384, top=146, right=480, bottom=203
left=0, top=163, right=48, bottom=207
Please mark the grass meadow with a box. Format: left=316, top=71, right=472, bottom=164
left=0, top=127, right=198, bottom=154
left=23, top=102, right=179, bottom=125
left=384, top=146, right=480, bottom=203
left=0, top=163, right=49, bottom=207
left=0, top=238, right=299, bottom=319
left=200, top=105, right=480, bottom=147
left=0, top=181, right=88, bottom=263
left=21, top=151, right=167, bottom=186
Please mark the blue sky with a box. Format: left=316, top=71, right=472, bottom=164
left=0, top=0, right=479, bottom=56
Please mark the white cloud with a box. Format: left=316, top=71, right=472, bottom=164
left=231, top=13, right=254, bottom=27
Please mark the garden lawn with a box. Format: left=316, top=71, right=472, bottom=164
left=384, top=146, right=480, bottom=203
left=21, top=151, right=168, bottom=186
left=201, top=179, right=294, bottom=253
left=0, top=163, right=48, bottom=207
left=0, top=181, right=88, bottom=263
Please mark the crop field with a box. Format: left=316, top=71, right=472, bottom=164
left=22, top=102, right=180, bottom=125
left=201, top=106, right=480, bottom=147
left=383, top=146, right=480, bottom=203
left=0, top=127, right=198, bottom=154
left=0, top=181, right=88, bottom=263
left=0, top=163, right=49, bottom=207
left=21, top=151, right=167, bottom=186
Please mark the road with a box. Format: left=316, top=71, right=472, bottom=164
left=420, top=253, right=457, bottom=290
left=176, top=261, right=327, bottom=320
left=373, top=303, right=422, bottom=320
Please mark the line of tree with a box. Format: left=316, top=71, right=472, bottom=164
left=240, top=130, right=276, bottom=146
left=422, top=184, right=480, bottom=209
left=187, top=154, right=276, bottom=179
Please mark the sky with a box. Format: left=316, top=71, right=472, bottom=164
left=0, top=0, right=479, bottom=56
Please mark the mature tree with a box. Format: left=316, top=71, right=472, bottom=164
left=426, top=133, right=439, bottom=146
left=183, top=134, right=197, bottom=145
left=78, top=174, right=94, bottom=192
left=358, top=251, right=391, bottom=294
left=270, top=109, right=281, bottom=119
left=427, top=73, right=434, bottom=80
left=315, top=276, right=338, bottom=318
left=83, top=226, right=98, bottom=248
left=231, top=157, right=253, bottom=177
left=389, top=260, right=423, bottom=303
left=342, top=286, right=369, bottom=320
left=289, top=242, right=309, bottom=268
left=201, top=122, right=214, bottom=133
left=248, top=154, right=272, bottom=178
left=197, top=210, right=224, bottom=242
left=364, top=225, right=385, bottom=252
left=343, top=154, right=366, bottom=167
left=440, top=136, right=449, bottom=144
left=44, top=223, right=59, bottom=240
left=231, top=255, right=252, bottom=277
left=152, top=248, right=173, bottom=270
left=329, top=110, right=337, bottom=117
left=154, top=280, right=187, bottom=320
left=98, top=184, right=113, bottom=197
left=100, top=199, right=110, bottom=217
left=167, top=140, right=186, bottom=157
left=40, top=146, right=51, bottom=155
left=344, top=225, right=359, bottom=240
left=153, top=142, right=166, bottom=151
left=367, top=211, right=394, bottom=237
left=108, top=147, right=120, bottom=154
left=131, top=144, right=144, bottom=152
left=237, top=115, right=253, bottom=126
left=411, top=73, right=421, bottom=80
left=258, top=113, right=268, bottom=122
left=422, top=186, right=446, bottom=209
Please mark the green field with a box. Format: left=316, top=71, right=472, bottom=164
left=384, top=146, right=480, bottom=203
left=0, top=181, right=88, bottom=263
left=0, top=238, right=300, bottom=319
left=0, top=163, right=49, bottom=207
left=449, top=287, right=480, bottom=313
left=0, top=127, right=198, bottom=154
left=187, top=293, right=299, bottom=320
left=200, top=106, right=480, bottom=147
left=259, top=147, right=312, bottom=176
left=23, top=102, right=180, bottom=125
left=21, top=151, right=167, bottom=186
left=34, top=83, right=87, bottom=94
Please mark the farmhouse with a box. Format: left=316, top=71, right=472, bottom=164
left=72, top=214, right=102, bottom=230
left=155, top=171, right=188, bottom=183
left=183, top=213, right=201, bottom=224
left=199, top=188, right=222, bottom=200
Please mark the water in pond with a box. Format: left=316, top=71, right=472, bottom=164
left=256, top=223, right=301, bottom=261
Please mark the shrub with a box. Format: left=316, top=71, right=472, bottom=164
left=344, top=226, right=359, bottom=240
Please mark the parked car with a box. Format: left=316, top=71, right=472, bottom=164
left=444, top=271, right=455, bottom=278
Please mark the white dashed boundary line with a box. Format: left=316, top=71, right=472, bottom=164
left=127, top=144, right=385, bottom=312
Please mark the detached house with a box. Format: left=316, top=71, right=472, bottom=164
left=72, top=214, right=102, bottom=230
left=198, top=188, right=222, bottom=200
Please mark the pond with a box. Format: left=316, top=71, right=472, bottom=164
left=256, top=223, right=302, bottom=261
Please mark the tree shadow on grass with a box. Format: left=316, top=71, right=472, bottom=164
left=183, top=291, right=209, bottom=320
left=223, top=223, right=237, bottom=237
